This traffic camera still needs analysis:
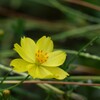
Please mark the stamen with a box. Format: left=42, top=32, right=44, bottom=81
left=35, top=50, right=48, bottom=64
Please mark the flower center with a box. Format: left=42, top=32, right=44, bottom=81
left=35, top=50, right=48, bottom=64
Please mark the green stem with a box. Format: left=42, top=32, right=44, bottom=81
left=67, top=91, right=87, bottom=100
left=0, top=75, right=30, bottom=92
left=38, top=83, right=64, bottom=94
left=0, top=76, right=26, bottom=80
left=0, top=76, right=99, bottom=82
left=0, top=64, right=27, bottom=76
left=49, top=0, right=100, bottom=23
left=78, top=36, right=99, bottom=54
left=65, top=36, right=99, bottom=69
left=0, top=70, right=12, bottom=84
left=65, top=50, right=100, bottom=61
left=0, top=64, right=65, bottom=94
left=69, top=76, right=100, bottom=82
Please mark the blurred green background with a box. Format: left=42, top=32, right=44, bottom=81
left=0, top=0, right=100, bottom=100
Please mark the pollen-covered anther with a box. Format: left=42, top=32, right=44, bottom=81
left=35, top=50, right=48, bottom=63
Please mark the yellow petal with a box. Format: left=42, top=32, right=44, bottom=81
left=28, top=65, right=53, bottom=79
left=44, top=67, right=69, bottom=80
left=42, top=51, right=66, bottom=67
left=10, top=59, right=30, bottom=72
left=36, top=36, right=53, bottom=52
left=14, top=37, right=36, bottom=63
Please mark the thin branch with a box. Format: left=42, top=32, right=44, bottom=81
left=0, top=69, right=13, bottom=84
left=0, top=7, right=73, bottom=32
left=64, top=36, right=99, bottom=69
left=65, top=0, right=100, bottom=11
left=0, top=64, right=27, bottom=76
left=65, top=50, right=100, bottom=61
left=50, top=0, right=100, bottom=23
left=0, top=76, right=100, bottom=81
left=69, top=64, right=100, bottom=75
left=1, top=80, right=100, bottom=86
left=0, top=7, right=38, bottom=20
left=52, top=25, right=100, bottom=40
left=0, top=75, right=30, bottom=91
left=69, top=76, right=100, bottom=81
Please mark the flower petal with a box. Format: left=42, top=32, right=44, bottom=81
left=14, top=37, right=36, bottom=63
left=28, top=65, right=53, bottom=79
left=10, top=59, right=30, bottom=72
left=36, top=36, right=53, bottom=52
left=44, top=67, right=69, bottom=80
left=42, top=51, right=66, bottom=67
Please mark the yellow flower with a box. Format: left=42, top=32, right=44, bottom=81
left=10, top=36, right=69, bottom=80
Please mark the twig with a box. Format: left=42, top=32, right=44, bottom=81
left=64, top=36, right=99, bottom=69
left=0, top=64, right=27, bottom=76
left=49, top=0, right=100, bottom=23
left=0, top=7, right=37, bottom=20
left=52, top=24, right=100, bottom=40
left=0, top=76, right=100, bottom=81
left=0, top=7, right=73, bottom=32
left=69, top=76, right=100, bottom=81
left=0, top=75, right=30, bottom=91
left=0, top=70, right=13, bottom=84
left=65, top=50, right=100, bottom=61
left=65, top=0, right=100, bottom=11
left=1, top=80, right=100, bottom=86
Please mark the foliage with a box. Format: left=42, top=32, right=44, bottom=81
left=0, top=0, right=100, bottom=100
